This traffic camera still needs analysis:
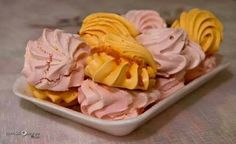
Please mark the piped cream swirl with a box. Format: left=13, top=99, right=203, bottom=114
left=78, top=79, right=160, bottom=120
left=137, top=28, right=205, bottom=77
left=172, top=8, right=223, bottom=55
left=22, top=28, right=90, bottom=91
left=79, top=12, right=139, bottom=48
left=124, top=10, right=166, bottom=33
left=85, top=33, right=157, bottom=90
left=80, top=13, right=158, bottom=90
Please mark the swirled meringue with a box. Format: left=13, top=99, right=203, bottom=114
left=85, top=33, right=157, bottom=90
left=185, top=56, right=217, bottom=83
left=172, top=8, right=223, bottom=55
left=22, top=28, right=90, bottom=91
left=137, top=28, right=205, bottom=77
left=78, top=79, right=160, bottom=120
left=158, top=71, right=185, bottom=99
left=79, top=13, right=157, bottom=90
left=79, top=12, right=139, bottom=48
left=124, top=10, right=166, bottom=33
left=29, top=85, right=78, bottom=107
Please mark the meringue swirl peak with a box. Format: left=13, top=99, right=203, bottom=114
left=22, top=28, right=90, bottom=91
left=137, top=28, right=205, bottom=77
left=79, top=12, right=139, bottom=48
left=172, top=8, right=223, bottom=55
left=85, top=33, right=158, bottom=90
left=124, top=10, right=167, bottom=33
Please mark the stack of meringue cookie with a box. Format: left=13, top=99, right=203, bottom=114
left=22, top=8, right=223, bottom=120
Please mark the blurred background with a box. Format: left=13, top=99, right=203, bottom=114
left=0, top=0, right=235, bottom=144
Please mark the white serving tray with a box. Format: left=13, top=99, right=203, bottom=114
left=13, top=62, right=229, bottom=136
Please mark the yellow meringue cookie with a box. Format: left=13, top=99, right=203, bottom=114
left=29, top=86, right=78, bottom=107
left=85, top=33, right=157, bottom=90
left=79, top=13, right=139, bottom=48
left=172, top=8, right=223, bottom=55
left=80, top=12, right=157, bottom=90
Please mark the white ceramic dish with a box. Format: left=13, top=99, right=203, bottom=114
left=13, top=62, right=229, bottom=136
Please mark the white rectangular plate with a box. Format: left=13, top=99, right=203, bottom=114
left=13, top=62, right=229, bottom=136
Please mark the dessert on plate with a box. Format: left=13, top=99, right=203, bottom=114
left=22, top=28, right=90, bottom=107
left=22, top=8, right=223, bottom=120
left=171, top=8, right=223, bottom=82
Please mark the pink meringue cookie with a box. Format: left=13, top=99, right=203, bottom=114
left=158, top=71, right=185, bottom=99
left=124, top=10, right=166, bottom=33
left=185, top=56, right=217, bottom=83
left=78, top=79, right=160, bottom=120
left=22, top=28, right=90, bottom=91
left=137, top=28, right=205, bottom=77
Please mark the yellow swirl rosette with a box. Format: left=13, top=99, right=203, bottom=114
left=172, top=8, right=223, bottom=55
left=85, top=33, right=157, bottom=90
left=80, top=12, right=157, bottom=90
left=79, top=13, right=139, bottom=48
left=29, top=86, right=78, bottom=107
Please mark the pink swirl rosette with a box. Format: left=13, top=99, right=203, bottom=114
left=124, top=10, right=166, bottom=33
left=22, top=28, right=90, bottom=91
left=78, top=79, right=160, bottom=120
left=137, top=28, right=205, bottom=77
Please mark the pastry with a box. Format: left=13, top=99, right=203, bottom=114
left=171, top=8, right=223, bottom=82
left=124, top=10, right=166, bottom=33
left=137, top=28, right=205, bottom=77
left=136, top=28, right=205, bottom=96
left=29, top=85, right=78, bottom=107
left=22, top=28, right=90, bottom=91
left=20, top=8, right=224, bottom=120
left=78, top=79, right=160, bottom=120
left=172, top=8, right=223, bottom=55
left=185, top=55, right=217, bottom=83
left=22, top=28, right=90, bottom=106
left=79, top=12, right=139, bottom=48
left=80, top=13, right=158, bottom=90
